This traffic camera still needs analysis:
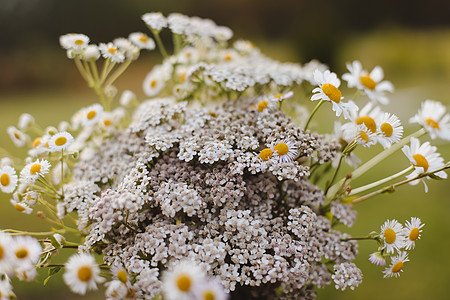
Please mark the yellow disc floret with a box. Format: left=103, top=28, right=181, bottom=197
left=87, top=110, right=97, bottom=120
left=0, top=245, right=4, bottom=259
left=14, top=203, right=26, bottom=212
left=358, top=131, right=369, bottom=143
left=203, top=291, right=216, bottom=300
left=15, top=248, right=28, bottom=259
left=409, top=228, right=420, bottom=241
left=78, top=266, right=93, bottom=282
left=32, top=137, right=42, bottom=148
left=360, top=75, right=377, bottom=90
left=381, top=122, right=393, bottom=137
left=151, top=80, right=158, bottom=88
left=108, top=47, right=118, bottom=55
left=274, top=143, right=289, bottom=156
left=74, top=39, right=85, bottom=46
left=257, top=100, right=269, bottom=112
left=384, top=228, right=396, bottom=244
left=1, top=174, right=10, bottom=187
left=117, top=270, right=128, bottom=284
left=55, top=136, right=67, bottom=146
left=412, top=154, right=429, bottom=172
left=425, top=118, right=440, bottom=129
left=30, top=163, right=42, bottom=175
left=356, top=116, right=377, bottom=133
left=391, top=261, right=404, bottom=273
left=259, top=148, right=273, bottom=161
left=139, top=34, right=149, bottom=42
left=321, top=83, right=342, bottom=103
left=176, top=274, right=191, bottom=292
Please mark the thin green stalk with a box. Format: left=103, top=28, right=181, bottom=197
left=325, top=154, right=345, bottom=195
left=350, top=165, right=414, bottom=195
left=151, top=29, right=169, bottom=58
left=104, top=59, right=132, bottom=88
left=73, top=57, right=92, bottom=84
left=304, top=99, right=325, bottom=131
left=89, top=59, right=100, bottom=83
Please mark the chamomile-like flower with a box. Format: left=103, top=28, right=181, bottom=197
left=81, top=104, right=104, bottom=127
left=0, top=233, right=14, bottom=273
left=342, top=60, right=394, bottom=105
left=143, top=65, right=170, bottom=96
left=0, top=278, right=14, bottom=300
left=105, top=280, right=128, bottom=299
left=353, top=124, right=377, bottom=147
left=403, top=217, right=424, bottom=250
left=376, top=112, right=403, bottom=149
left=272, top=140, right=299, bottom=163
left=142, top=12, right=167, bottom=31
left=129, top=32, right=155, bottom=50
left=110, top=264, right=129, bottom=284
left=380, top=219, right=406, bottom=254
left=82, top=45, right=100, bottom=61
left=63, top=253, right=105, bottom=295
left=311, top=69, right=358, bottom=119
left=7, top=126, right=28, bottom=148
left=383, top=251, right=409, bottom=278
left=10, top=236, right=42, bottom=269
left=10, top=195, right=32, bottom=214
left=99, top=42, right=125, bottom=63
left=59, top=33, right=90, bottom=51
left=162, top=261, right=206, bottom=300
left=48, top=131, right=74, bottom=152
left=20, top=159, right=51, bottom=184
left=402, top=137, right=447, bottom=191
left=369, top=252, right=386, bottom=266
left=410, top=99, right=450, bottom=140
left=271, top=91, right=294, bottom=102
left=120, top=90, right=136, bottom=107
left=18, top=113, right=35, bottom=130
left=193, top=279, right=229, bottom=300
left=0, top=166, right=18, bottom=194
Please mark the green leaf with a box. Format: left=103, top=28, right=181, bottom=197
left=43, top=267, right=62, bottom=286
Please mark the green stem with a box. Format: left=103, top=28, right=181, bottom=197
left=73, top=57, right=92, bottom=85
left=304, top=99, right=325, bottom=131
left=327, top=128, right=427, bottom=199
left=151, top=29, right=169, bottom=58
left=104, top=59, right=132, bottom=88
left=325, top=154, right=345, bottom=195
left=89, top=59, right=100, bottom=83
left=173, top=33, right=182, bottom=55
left=350, top=166, right=414, bottom=195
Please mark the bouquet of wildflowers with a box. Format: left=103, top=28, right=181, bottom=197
left=0, top=12, right=449, bottom=300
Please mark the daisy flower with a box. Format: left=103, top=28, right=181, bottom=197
left=143, top=65, right=169, bottom=96
left=63, top=253, right=105, bottom=295
left=0, top=232, right=14, bottom=273
left=383, top=251, right=409, bottom=278
left=380, top=219, right=406, bottom=254
left=28, top=135, right=51, bottom=157
left=271, top=91, right=294, bottom=102
left=48, top=131, right=74, bottom=152
left=59, top=33, right=90, bottom=51
left=341, top=102, right=383, bottom=142
left=342, top=60, right=394, bottom=105
left=311, top=69, right=358, bottom=119
left=162, top=261, right=206, bottom=300
left=82, top=45, right=100, bottom=61
left=110, top=264, right=129, bottom=284
left=10, top=196, right=33, bottom=214
left=354, top=124, right=377, bottom=147
left=105, top=280, right=128, bottom=299
left=402, top=137, right=447, bottom=191
left=193, top=279, right=229, bottom=300
left=255, top=99, right=276, bottom=113
left=129, top=32, right=155, bottom=50
left=10, top=236, right=42, bottom=269
left=369, top=252, right=386, bottom=266
left=99, top=42, right=125, bottom=63
left=20, top=159, right=51, bottom=185
left=16, top=265, right=38, bottom=282
left=7, top=126, right=28, bottom=147
left=81, top=104, right=104, bottom=127
left=258, top=147, right=274, bottom=163
left=410, top=99, right=450, bottom=141
left=377, top=112, right=403, bottom=149
left=142, top=12, right=167, bottom=31
left=403, top=217, right=424, bottom=250
left=0, top=278, right=14, bottom=300
left=272, top=139, right=299, bottom=163
left=0, top=166, right=18, bottom=194
left=113, top=38, right=140, bottom=61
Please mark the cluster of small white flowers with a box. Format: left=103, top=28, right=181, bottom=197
left=331, top=262, right=363, bottom=291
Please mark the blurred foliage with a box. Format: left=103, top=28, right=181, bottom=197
left=1, top=0, right=450, bottom=299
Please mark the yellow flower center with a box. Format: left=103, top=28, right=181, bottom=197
left=55, top=136, right=67, bottom=146
left=409, top=227, right=420, bottom=241
left=381, top=122, right=393, bottom=137
left=203, top=291, right=216, bottom=300
left=151, top=80, right=158, bottom=88
left=321, top=83, right=342, bottom=103
left=180, top=72, right=187, bottom=83
left=32, top=137, right=42, bottom=148
left=259, top=148, right=273, bottom=161
left=139, top=34, right=149, bottom=42
left=360, top=75, right=377, bottom=90
left=30, top=163, right=42, bottom=175
left=0, top=245, right=4, bottom=259
left=74, top=39, right=85, bottom=46
left=224, top=54, right=232, bottom=61
left=275, top=94, right=284, bottom=100
left=1, top=174, right=10, bottom=186
left=14, top=203, right=26, bottom=212
left=108, top=47, right=118, bottom=54
left=356, top=116, right=377, bottom=133
left=358, top=131, right=369, bottom=143
left=425, top=118, right=440, bottom=129
left=78, top=266, right=93, bottom=282
left=15, top=248, right=29, bottom=259
left=412, top=154, right=429, bottom=172
left=391, top=261, right=404, bottom=273
left=384, top=228, right=396, bottom=244
left=117, top=270, right=128, bottom=283
left=257, top=100, right=269, bottom=112
left=176, top=274, right=191, bottom=292
left=87, top=110, right=97, bottom=120
left=14, top=132, right=21, bottom=140
left=104, top=120, right=112, bottom=126
left=274, top=143, right=289, bottom=156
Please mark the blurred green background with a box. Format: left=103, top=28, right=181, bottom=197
left=1, top=0, right=449, bottom=299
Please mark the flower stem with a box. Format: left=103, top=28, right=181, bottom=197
left=151, top=29, right=169, bottom=59
left=304, top=99, right=325, bottom=131
left=350, top=166, right=414, bottom=195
